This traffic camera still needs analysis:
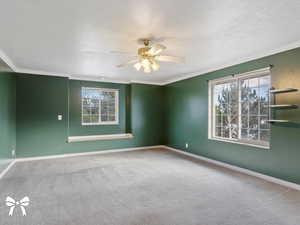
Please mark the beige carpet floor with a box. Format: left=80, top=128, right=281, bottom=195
left=0, top=148, right=299, bottom=225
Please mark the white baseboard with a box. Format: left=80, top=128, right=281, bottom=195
left=162, top=146, right=300, bottom=191
left=16, top=145, right=165, bottom=162
left=0, top=160, right=16, bottom=180
left=1, top=145, right=164, bottom=179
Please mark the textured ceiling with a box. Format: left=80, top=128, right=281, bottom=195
left=1, top=0, right=300, bottom=84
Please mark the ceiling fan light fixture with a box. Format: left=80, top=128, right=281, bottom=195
left=115, top=39, right=184, bottom=73
left=147, top=43, right=166, bottom=55
left=141, top=58, right=150, bottom=67
left=144, top=65, right=152, bottom=73
left=151, top=61, right=160, bottom=71
left=134, top=62, right=142, bottom=71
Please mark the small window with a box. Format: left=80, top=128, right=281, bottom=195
left=81, top=87, right=119, bottom=125
left=209, top=68, right=271, bottom=148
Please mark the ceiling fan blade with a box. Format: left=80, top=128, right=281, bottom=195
left=155, top=55, right=185, bottom=63
left=116, top=59, right=139, bottom=68
left=148, top=44, right=166, bottom=55
left=110, top=50, right=135, bottom=55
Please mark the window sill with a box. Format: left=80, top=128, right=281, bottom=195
left=208, top=137, right=270, bottom=150
left=82, top=122, right=119, bottom=126
left=68, top=133, right=134, bottom=143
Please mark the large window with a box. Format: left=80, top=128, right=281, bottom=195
left=209, top=68, right=271, bottom=148
left=81, top=87, right=119, bottom=125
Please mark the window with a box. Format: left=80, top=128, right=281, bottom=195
left=209, top=68, right=271, bottom=148
left=81, top=87, right=119, bottom=125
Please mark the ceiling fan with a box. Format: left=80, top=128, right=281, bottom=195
left=116, top=39, right=184, bottom=73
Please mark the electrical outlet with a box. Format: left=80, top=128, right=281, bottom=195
left=185, top=143, right=189, bottom=149
left=12, top=149, right=16, bottom=157
left=58, top=115, right=63, bottom=120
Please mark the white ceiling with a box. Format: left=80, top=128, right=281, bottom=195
left=1, top=0, right=300, bottom=85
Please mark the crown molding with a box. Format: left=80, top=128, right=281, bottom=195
left=15, top=68, right=133, bottom=84
left=16, top=68, right=70, bottom=78
left=11, top=68, right=162, bottom=85
left=161, top=40, right=300, bottom=85
left=70, top=75, right=131, bottom=84
left=0, top=49, right=18, bottom=71
left=130, top=80, right=164, bottom=86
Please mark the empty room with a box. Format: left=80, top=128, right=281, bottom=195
left=1, top=1, right=300, bottom=224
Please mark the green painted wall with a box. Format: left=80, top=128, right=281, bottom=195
left=16, top=75, right=69, bottom=157
left=0, top=72, right=16, bottom=171
left=16, top=75, right=165, bottom=157
left=10, top=46, right=300, bottom=184
left=165, top=47, right=300, bottom=184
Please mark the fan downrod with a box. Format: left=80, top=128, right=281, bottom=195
left=143, top=39, right=150, bottom=46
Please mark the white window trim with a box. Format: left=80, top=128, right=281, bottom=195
left=81, top=87, right=119, bottom=126
left=208, top=67, right=271, bottom=149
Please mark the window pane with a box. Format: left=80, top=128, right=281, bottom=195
left=249, top=116, right=259, bottom=129
left=213, top=81, right=238, bottom=140
left=82, top=98, right=89, bottom=105
left=82, top=107, right=89, bottom=115
left=109, top=115, right=115, bottom=121
left=249, top=101, right=259, bottom=115
left=249, top=88, right=259, bottom=102
left=224, top=126, right=230, bottom=138
left=241, top=115, right=248, bottom=128
left=231, top=127, right=238, bottom=139
left=239, top=75, right=270, bottom=145
left=259, top=76, right=270, bottom=87
left=249, top=77, right=259, bottom=88
left=229, top=82, right=238, bottom=104
left=91, top=107, right=99, bottom=115
left=101, top=115, right=108, bottom=122
left=228, top=102, right=239, bottom=114
left=249, top=129, right=259, bottom=141
left=260, top=116, right=270, bottom=129
left=215, top=115, right=222, bottom=127
left=214, top=86, right=222, bottom=104
left=219, top=103, right=228, bottom=114
left=91, top=115, right=99, bottom=123
left=260, top=130, right=270, bottom=142
left=223, top=115, right=229, bottom=128
left=82, top=115, right=90, bottom=123
left=100, top=91, right=117, bottom=123
left=241, top=101, right=249, bottom=115
left=82, top=88, right=117, bottom=124
left=259, top=86, right=269, bottom=104
left=101, top=105, right=108, bottom=114
left=222, top=84, right=230, bottom=103
left=212, top=74, right=270, bottom=147
left=109, top=108, right=115, bottom=115
left=241, top=79, right=249, bottom=101
left=215, top=127, right=222, bottom=137
left=241, top=129, right=248, bottom=140
left=215, top=105, right=221, bottom=115
left=230, top=114, right=238, bottom=128
left=260, top=103, right=269, bottom=115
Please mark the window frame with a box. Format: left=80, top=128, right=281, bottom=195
left=208, top=67, right=271, bottom=149
left=81, top=87, right=119, bottom=126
